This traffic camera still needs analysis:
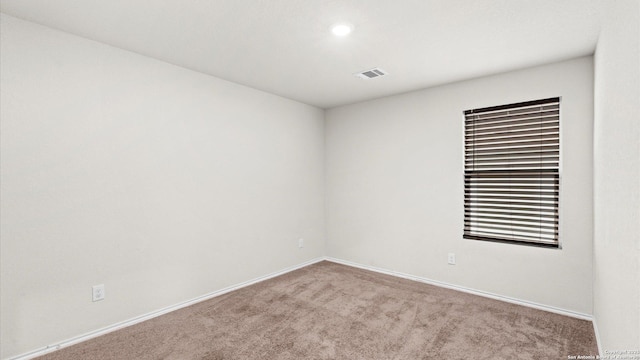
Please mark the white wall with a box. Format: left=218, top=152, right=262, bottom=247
left=593, top=0, right=640, bottom=350
left=0, top=14, right=325, bottom=358
left=326, top=57, right=594, bottom=315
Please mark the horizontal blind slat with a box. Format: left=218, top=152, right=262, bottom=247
left=466, top=157, right=559, bottom=165
left=464, top=233, right=557, bottom=245
left=465, top=138, right=559, bottom=150
left=465, top=220, right=557, bottom=232
left=464, top=200, right=558, bottom=208
left=465, top=210, right=557, bottom=219
left=465, top=185, right=558, bottom=190
left=465, top=128, right=559, bottom=142
left=465, top=118, right=559, bottom=134
left=465, top=134, right=559, bottom=146
left=465, top=144, right=559, bottom=156
left=465, top=206, right=558, bottom=214
left=465, top=215, right=558, bottom=225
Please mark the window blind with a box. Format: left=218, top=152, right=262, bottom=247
left=464, top=97, right=560, bottom=247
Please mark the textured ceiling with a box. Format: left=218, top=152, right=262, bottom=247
left=0, top=0, right=603, bottom=108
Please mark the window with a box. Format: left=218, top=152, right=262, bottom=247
left=463, top=97, right=560, bottom=247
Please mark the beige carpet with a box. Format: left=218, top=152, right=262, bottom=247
left=37, top=261, right=598, bottom=359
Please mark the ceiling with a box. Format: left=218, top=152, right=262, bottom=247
left=0, top=0, right=603, bottom=109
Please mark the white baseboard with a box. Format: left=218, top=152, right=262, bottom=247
left=8, top=257, right=325, bottom=360
left=592, top=317, right=603, bottom=355
left=325, top=257, right=594, bottom=321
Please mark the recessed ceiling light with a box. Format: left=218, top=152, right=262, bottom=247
left=331, top=23, right=353, bottom=37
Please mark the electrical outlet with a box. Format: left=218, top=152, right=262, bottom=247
left=92, top=284, right=105, bottom=302
left=298, top=238, right=304, bottom=248
left=447, top=253, right=456, bottom=265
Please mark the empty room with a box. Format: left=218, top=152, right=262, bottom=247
left=1, top=1, right=638, bottom=359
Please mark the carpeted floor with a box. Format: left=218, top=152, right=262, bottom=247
left=36, top=261, right=598, bottom=359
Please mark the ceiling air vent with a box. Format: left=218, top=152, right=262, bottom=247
left=354, top=68, right=388, bottom=80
